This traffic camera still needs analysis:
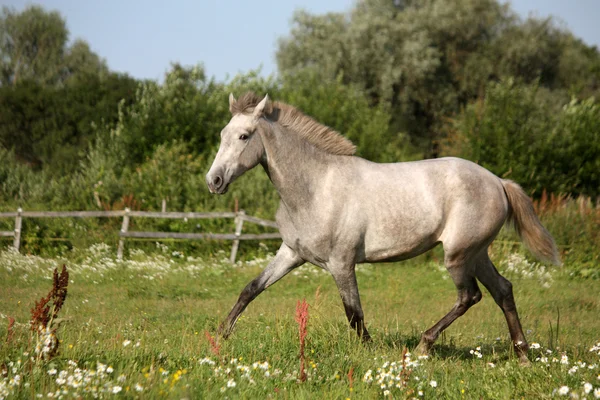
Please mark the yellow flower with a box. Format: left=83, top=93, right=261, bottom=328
left=68, top=344, right=73, bottom=349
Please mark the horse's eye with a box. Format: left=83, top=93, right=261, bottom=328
left=239, top=134, right=249, bottom=141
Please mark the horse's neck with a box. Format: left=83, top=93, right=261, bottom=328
left=260, top=124, right=332, bottom=211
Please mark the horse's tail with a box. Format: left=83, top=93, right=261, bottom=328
left=501, top=179, right=561, bottom=265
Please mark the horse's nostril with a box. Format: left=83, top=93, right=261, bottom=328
left=213, top=175, right=223, bottom=188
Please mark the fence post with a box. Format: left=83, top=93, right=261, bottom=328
left=229, top=210, right=245, bottom=264
left=13, top=208, right=22, bottom=252
left=117, top=208, right=130, bottom=261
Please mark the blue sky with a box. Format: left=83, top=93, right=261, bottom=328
left=4, top=0, right=600, bottom=82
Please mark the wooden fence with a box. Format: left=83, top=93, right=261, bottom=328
left=0, top=208, right=281, bottom=263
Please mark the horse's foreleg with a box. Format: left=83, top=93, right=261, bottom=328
left=217, top=243, right=304, bottom=338
left=330, top=265, right=371, bottom=341
left=415, top=255, right=482, bottom=355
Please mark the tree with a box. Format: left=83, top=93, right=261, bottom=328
left=277, top=0, right=600, bottom=156
left=0, top=71, right=138, bottom=174
left=0, top=5, right=135, bottom=174
left=0, top=5, right=68, bottom=85
left=0, top=5, right=108, bottom=86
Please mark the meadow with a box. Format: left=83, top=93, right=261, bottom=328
left=1, top=236, right=599, bottom=399
left=2, top=3, right=600, bottom=398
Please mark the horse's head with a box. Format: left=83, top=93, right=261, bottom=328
left=206, top=93, right=269, bottom=194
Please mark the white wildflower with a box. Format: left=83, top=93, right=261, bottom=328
left=429, top=380, right=437, bottom=388
left=558, top=386, right=569, bottom=396
left=568, top=366, right=578, bottom=375
left=583, top=383, right=592, bottom=394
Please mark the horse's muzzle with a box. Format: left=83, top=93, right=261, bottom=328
left=206, top=172, right=228, bottom=194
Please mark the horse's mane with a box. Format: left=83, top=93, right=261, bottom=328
left=230, top=92, right=356, bottom=156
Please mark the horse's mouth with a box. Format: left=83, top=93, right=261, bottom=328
left=213, top=183, right=229, bottom=195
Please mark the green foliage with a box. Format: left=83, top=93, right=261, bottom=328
left=0, top=5, right=69, bottom=85
left=0, top=147, right=45, bottom=204
left=129, top=141, right=206, bottom=211
left=114, top=65, right=220, bottom=166
left=1, top=1, right=599, bottom=258
left=552, top=98, right=600, bottom=197
left=0, top=5, right=137, bottom=175
left=277, top=0, right=600, bottom=154
left=446, top=79, right=600, bottom=198
left=0, top=73, right=138, bottom=174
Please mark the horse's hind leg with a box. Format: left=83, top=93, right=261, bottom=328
left=475, top=253, right=529, bottom=364
left=415, top=253, right=482, bottom=355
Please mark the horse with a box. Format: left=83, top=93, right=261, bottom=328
left=206, top=92, right=560, bottom=363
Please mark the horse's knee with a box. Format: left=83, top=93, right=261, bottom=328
left=454, top=286, right=481, bottom=316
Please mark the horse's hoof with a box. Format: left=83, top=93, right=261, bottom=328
left=216, top=325, right=230, bottom=339
left=518, top=356, right=531, bottom=366
left=414, top=342, right=431, bottom=356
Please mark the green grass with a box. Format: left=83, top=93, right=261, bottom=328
left=1, top=244, right=599, bottom=399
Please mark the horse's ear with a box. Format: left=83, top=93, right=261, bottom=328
left=228, top=93, right=236, bottom=114
left=253, top=94, right=270, bottom=119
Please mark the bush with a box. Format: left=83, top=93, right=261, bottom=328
left=445, top=79, right=600, bottom=198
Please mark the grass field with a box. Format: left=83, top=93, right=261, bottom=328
left=1, top=242, right=599, bottom=399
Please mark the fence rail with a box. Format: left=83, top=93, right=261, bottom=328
left=0, top=208, right=281, bottom=263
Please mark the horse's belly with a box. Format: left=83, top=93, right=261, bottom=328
left=361, top=212, right=442, bottom=263
left=362, top=235, right=440, bottom=263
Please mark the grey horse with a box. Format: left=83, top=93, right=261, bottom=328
left=206, top=92, right=559, bottom=363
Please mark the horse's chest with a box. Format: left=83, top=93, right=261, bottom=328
left=277, top=215, right=332, bottom=266
left=282, top=228, right=330, bottom=265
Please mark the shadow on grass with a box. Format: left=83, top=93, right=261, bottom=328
left=373, top=331, right=517, bottom=362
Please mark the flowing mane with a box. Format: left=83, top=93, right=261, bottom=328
left=230, top=92, right=356, bottom=156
